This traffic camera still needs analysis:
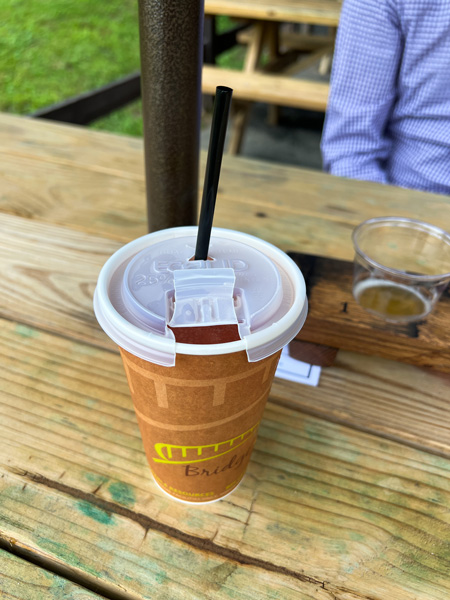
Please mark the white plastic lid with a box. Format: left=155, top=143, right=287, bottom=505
left=94, top=227, right=307, bottom=366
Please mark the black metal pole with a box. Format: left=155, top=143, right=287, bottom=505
left=138, top=0, right=204, bottom=232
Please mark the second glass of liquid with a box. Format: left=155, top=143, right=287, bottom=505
left=352, top=217, right=450, bottom=323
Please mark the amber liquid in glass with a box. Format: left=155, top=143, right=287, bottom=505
left=355, top=281, right=428, bottom=319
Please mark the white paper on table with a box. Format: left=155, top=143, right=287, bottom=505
left=275, top=345, right=321, bottom=387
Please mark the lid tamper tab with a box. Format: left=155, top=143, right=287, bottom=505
left=169, top=268, right=239, bottom=328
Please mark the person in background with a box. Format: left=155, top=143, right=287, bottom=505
left=321, top=0, right=450, bottom=195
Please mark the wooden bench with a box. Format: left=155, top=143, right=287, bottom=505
left=238, top=24, right=336, bottom=77
left=202, top=64, right=329, bottom=112
left=250, top=29, right=336, bottom=52
left=203, top=2, right=340, bottom=153
left=204, top=19, right=332, bottom=154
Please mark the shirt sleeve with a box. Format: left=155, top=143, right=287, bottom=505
left=321, top=0, right=402, bottom=183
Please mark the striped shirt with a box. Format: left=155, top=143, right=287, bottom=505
left=321, top=0, right=450, bottom=194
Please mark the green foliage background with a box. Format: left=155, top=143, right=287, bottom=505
left=1, top=1, right=243, bottom=136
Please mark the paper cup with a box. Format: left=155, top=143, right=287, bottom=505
left=94, top=227, right=307, bottom=503
left=120, top=347, right=280, bottom=502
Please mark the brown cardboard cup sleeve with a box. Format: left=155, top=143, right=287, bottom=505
left=120, top=347, right=281, bottom=503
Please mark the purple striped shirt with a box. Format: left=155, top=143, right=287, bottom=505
left=321, top=0, right=450, bottom=194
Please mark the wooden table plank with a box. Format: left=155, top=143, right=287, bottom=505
left=0, top=112, right=146, bottom=180
left=1, top=324, right=449, bottom=599
left=272, top=351, right=450, bottom=458
left=0, top=473, right=332, bottom=600
left=2, top=113, right=450, bottom=262
left=0, top=153, right=147, bottom=243
left=205, top=0, right=342, bottom=27
left=214, top=160, right=450, bottom=261
left=0, top=214, right=120, bottom=350
left=0, top=550, right=103, bottom=600
left=1, top=214, right=449, bottom=457
left=202, top=65, right=330, bottom=111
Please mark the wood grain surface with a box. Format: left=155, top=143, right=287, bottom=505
left=0, top=113, right=146, bottom=178
left=202, top=65, right=330, bottom=111
left=293, top=254, right=450, bottom=372
left=0, top=213, right=120, bottom=350
left=1, top=320, right=449, bottom=599
left=205, top=0, right=342, bottom=26
left=2, top=113, right=450, bottom=262
left=0, top=550, right=102, bottom=599
left=271, top=351, right=450, bottom=458
left=1, top=213, right=449, bottom=458
left=2, top=113, right=450, bottom=599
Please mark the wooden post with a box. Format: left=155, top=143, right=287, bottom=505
left=138, top=1, right=204, bottom=231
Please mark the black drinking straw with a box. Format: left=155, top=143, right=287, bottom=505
left=194, top=86, right=233, bottom=260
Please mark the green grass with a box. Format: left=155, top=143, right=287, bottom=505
left=92, top=100, right=144, bottom=137
left=1, top=5, right=244, bottom=136
left=1, top=0, right=140, bottom=113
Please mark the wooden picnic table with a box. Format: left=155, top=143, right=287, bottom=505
left=0, top=112, right=449, bottom=599
left=203, top=0, right=341, bottom=153
left=205, top=0, right=341, bottom=27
